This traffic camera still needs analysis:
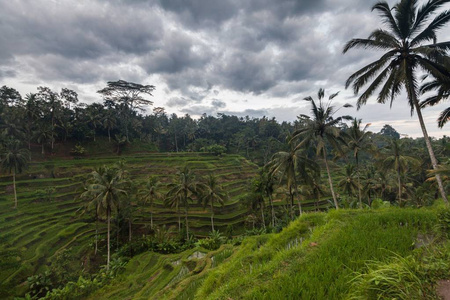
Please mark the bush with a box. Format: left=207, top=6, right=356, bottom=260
left=201, top=144, right=226, bottom=156
left=196, top=231, right=224, bottom=250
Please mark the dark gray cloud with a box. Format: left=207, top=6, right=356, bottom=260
left=211, top=99, right=226, bottom=108
left=1, top=0, right=449, bottom=136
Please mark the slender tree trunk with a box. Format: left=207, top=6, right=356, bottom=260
left=289, top=186, right=294, bottom=219
left=177, top=206, right=181, bottom=233
left=356, top=156, right=362, bottom=208
left=260, top=204, right=266, bottom=229
left=185, top=205, right=189, bottom=240
left=174, top=131, right=178, bottom=152
left=150, top=204, right=153, bottom=229
left=397, top=168, right=402, bottom=206
left=51, top=116, right=54, bottom=150
left=323, top=148, right=339, bottom=209
left=295, top=185, right=302, bottom=216
left=210, top=201, right=215, bottom=232
left=107, top=207, right=111, bottom=270
left=129, top=218, right=132, bottom=242
left=41, top=143, right=45, bottom=155
left=108, top=128, right=111, bottom=142
left=95, top=217, right=98, bottom=255
left=268, top=194, right=275, bottom=227
left=413, top=100, right=448, bottom=204
left=13, top=170, right=17, bottom=209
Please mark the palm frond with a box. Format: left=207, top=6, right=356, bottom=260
left=438, top=107, right=450, bottom=127
left=372, top=1, right=403, bottom=38
left=411, top=10, right=450, bottom=46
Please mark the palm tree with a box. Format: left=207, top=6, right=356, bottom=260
left=337, top=164, right=360, bottom=205
left=0, top=140, right=29, bottom=208
left=138, top=176, right=162, bottom=229
left=347, top=119, right=372, bottom=207
left=201, top=174, right=227, bottom=232
left=165, top=166, right=202, bottom=239
left=343, top=0, right=450, bottom=204
left=261, top=170, right=276, bottom=227
left=79, top=184, right=102, bottom=255
left=292, top=88, right=352, bottom=209
left=380, top=139, right=419, bottom=205
left=103, top=110, right=117, bottom=142
left=84, top=166, right=127, bottom=269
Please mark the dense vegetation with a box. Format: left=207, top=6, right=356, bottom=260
left=1, top=0, right=450, bottom=298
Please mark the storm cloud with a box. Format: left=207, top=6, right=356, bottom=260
left=1, top=0, right=450, bottom=137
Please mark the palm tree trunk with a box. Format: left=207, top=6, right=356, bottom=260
left=95, top=218, right=98, bottom=255
left=210, top=201, right=215, bottom=232
left=150, top=210, right=153, bottom=229
left=107, top=207, right=111, bottom=270
left=356, top=156, right=362, bottom=208
left=260, top=204, right=266, bottom=229
left=41, top=143, right=45, bottom=155
left=177, top=206, right=181, bottom=233
left=295, top=185, right=302, bottom=216
left=128, top=218, right=132, bottom=242
left=412, top=100, right=448, bottom=204
left=323, top=148, right=339, bottom=209
left=13, top=170, right=17, bottom=209
left=108, top=128, right=111, bottom=142
left=185, top=205, right=189, bottom=240
left=398, top=171, right=402, bottom=206
left=269, top=194, right=275, bottom=227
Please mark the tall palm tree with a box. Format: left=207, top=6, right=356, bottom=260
left=201, top=174, right=228, bottom=232
left=138, top=176, right=162, bottom=229
left=347, top=119, right=372, bottom=207
left=380, top=139, right=419, bottom=205
left=337, top=164, right=360, bottom=204
left=103, top=110, right=117, bottom=142
left=292, top=88, right=352, bottom=209
left=79, top=184, right=102, bottom=255
left=165, top=166, right=202, bottom=239
left=343, top=0, right=450, bottom=204
left=84, top=166, right=127, bottom=269
left=0, top=140, right=29, bottom=208
left=261, top=170, right=276, bottom=227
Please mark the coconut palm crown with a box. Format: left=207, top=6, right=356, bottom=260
left=343, top=0, right=450, bottom=203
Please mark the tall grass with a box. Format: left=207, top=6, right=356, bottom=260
left=195, top=208, right=437, bottom=299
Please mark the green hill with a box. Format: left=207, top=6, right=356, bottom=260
left=86, top=207, right=450, bottom=299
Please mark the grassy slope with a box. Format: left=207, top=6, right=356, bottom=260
left=0, top=149, right=330, bottom=298
left=92, top=208, right=440, bottom=299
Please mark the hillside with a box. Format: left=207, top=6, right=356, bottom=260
left=0, top=148, right=335, bottom=298
left=0, top=152, right=261, bottom=297
left=86, top=207, right=450, bottom=299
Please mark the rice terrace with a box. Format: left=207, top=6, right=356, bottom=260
left=1, top=0, right=450, bottom=299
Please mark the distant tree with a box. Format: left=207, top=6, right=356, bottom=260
left=201, top=174, right=227, bottom=232
left=0, top=140, right=29, bottom=208
left=138, top=176, right=162, bottom=229
left=0, top=86, right=22, bottom=108
left=83, top=166, right=127, bottom=269
left=102, top=110, right=117, bottom=142
left=338, top=164, right=359, bottom=205
left=343, top=0, right=450, bottom=204
left=59, top=88, right=78, bottom=109
left=36, top=87, right=61, bottom=150
left=97, top=80, right=155, bottom=141
left=292, top=88, right=352, bottom=209
left=165, top=166, right=202, bottom=239
left=380, top=124, right=400, bottom=140
left=380, top=139, right=419, bottom=205
left=347, top=119, right=372, bottom=207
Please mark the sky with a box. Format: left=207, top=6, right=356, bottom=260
left=0, top=0, right=449, bottom=138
